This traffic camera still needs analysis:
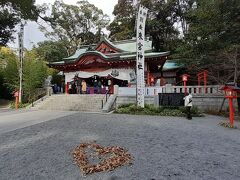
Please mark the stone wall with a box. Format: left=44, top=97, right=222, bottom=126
left=116, top=95, right=239, bottom=113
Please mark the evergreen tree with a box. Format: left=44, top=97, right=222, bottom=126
left=40, top=0, right=110, bottom=55
left=0, top=0, right=40, bottom=46
left=176, top=0, right=240, bottom=84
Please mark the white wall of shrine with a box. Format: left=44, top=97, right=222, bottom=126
left=64, top=68, right=136, bottom=84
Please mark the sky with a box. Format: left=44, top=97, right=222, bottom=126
left=9, top=0, right=118, bottom=50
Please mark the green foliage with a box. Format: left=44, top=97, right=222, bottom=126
left=0, top=0, right=40, bottom=45
left=41, top=0, right=110, bottom=55
left=108, top=0, right=180, bottom=52
left=115, top=103, right=203, bottom=117
left=9, top=101, right=30, bottom=109
left=1, top=47, right=48, bottom=102
left=0, top=0, right=39, bottom=20
left=109, top=0, right=239, bottom=84
left=0, top=8, right=19, bottom=46
left=33, top=40, right=68, bottom=62
left=176, top=0, right=240, bottom=84
left=107, top=0, right=136, bottom=41
left=23, top=51, right=48, bottom=102
left=0, top=47, right=18, bottom=98
left=0, top=66, right=10, bottom=99
left=1, top=48, right=19, bottom=93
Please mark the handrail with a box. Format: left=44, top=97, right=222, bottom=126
left=31, top=88, right=47, bottom=107
left=101, top=88, right=111, bottom=109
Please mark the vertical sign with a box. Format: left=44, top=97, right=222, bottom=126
left=136, top=5, right=148, bottom=107
left=18, top=23, right=24, bottom=103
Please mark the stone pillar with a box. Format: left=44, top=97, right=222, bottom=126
left=114, top=85, right=119, bottom=95
left=46, top=86, right=52, bottom=96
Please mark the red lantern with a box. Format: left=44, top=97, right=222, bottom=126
left=151, top=77, right=154, bottom=83
left=14, top=91, right=19, bottom=97
left=221, top=85, right=240, bottom=127
left=182, top=75, right=188, bottom=82
left=182, top=74, right=189, bottom=95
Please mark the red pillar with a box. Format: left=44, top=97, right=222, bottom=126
left=228, top=98, right=234, bottom=127
left=204, top=71, right=207, bottom=93
left=197, top=74, right=201, bottom=86
left=15, top=96, right=18, bottom=109
left=65, top=83, right=68, bottom=94
left=147, top=72, right=150, bottom=86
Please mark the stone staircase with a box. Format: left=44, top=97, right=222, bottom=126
left=31, top=94, right=105, bottom=112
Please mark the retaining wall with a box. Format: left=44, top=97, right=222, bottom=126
left=116, top=95, right=239, bottom=112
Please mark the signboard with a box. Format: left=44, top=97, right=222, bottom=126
left=136, top=5, right=148, bottom=107
left=159, top=93, right=185, bottom=107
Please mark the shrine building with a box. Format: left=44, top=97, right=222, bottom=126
left=48, top=37, right=174, bottom=94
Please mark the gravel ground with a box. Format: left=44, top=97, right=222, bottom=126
left=0, top=112, right=240, bottom=180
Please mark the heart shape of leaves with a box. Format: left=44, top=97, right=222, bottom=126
left=72, top=143, right=132, bottom=175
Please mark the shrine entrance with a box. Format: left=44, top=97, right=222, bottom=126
left=68, top=75, right=128, bottom=94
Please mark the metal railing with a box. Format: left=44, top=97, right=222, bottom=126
left=101, top=88, right=111, bottom=109
left=31, top=88, right=47, bottom=107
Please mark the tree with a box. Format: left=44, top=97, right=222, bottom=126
left=40, top=0, right=110, bottom=55
left=0, top=0, right=40, bottom=46
left=146, top=0, right=179, bottom=52
left=174, top=0, right=196, bottom=36
left=0, top=9, right=19, bottom=46
left=1, top=46, right=48, bottom=102
left=108, top=0, right=136, bottom=41
left=0, top=47, right=19, bottom=93
left=1, top=50, right=19, bottom=94
left=108, top=0, right=180, bottom=51
left=23, top=50, right=48, bottom=102
left=0, top=47, right=14, bottom=99
left=33, top=40, right=68, bottom=62
left=176, top=0, right=240, bottom=84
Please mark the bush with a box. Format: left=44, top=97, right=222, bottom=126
left=9, top=101, right=30, bottom=109
left=115, top=104, right=203, bottom=117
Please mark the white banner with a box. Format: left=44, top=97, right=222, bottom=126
left=136, top=5, right=148, bottom=107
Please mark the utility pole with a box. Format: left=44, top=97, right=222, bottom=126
left=18, top=23, right=24, bottom=103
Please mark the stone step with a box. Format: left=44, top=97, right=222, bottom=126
left=32, top=94, right=106, bottom=112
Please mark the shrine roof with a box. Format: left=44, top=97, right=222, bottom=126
left=63, top=37, right=153, bottom=60
left=48, top=51, right=170, bottom=66
left=120, top=52, right=169, bottom=60
left=63, top=46, right=88, bottom=60
left=113, top=38, right=152, bottom=52
left=49, top=37, right=169, bottom=66
left=162, top=61, right=182, bottom=71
